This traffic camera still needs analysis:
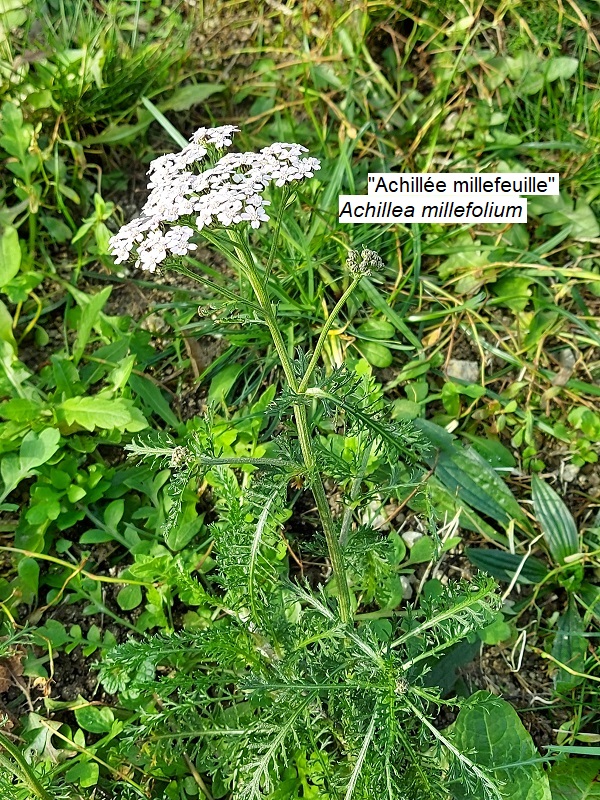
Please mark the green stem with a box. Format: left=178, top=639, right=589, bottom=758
left=0, top=732, right=53, bottom=800
left=294, top=404, right=352, bottom=622
left=264, top=187, right=289, bottom=281
left=200, top=456, right=295, bottom=468
left=228, top=231, right=352, bottom=623
left=298, top=275, right=361, bottom=393
left=28, top=210, right=37, bottom=266
left=172, top=262, right=262, bottom=313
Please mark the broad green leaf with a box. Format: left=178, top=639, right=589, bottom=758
left=0, top=398, right=42, bottom=421
left=129, top=374, right=179, bottom=427
left=545, top=57, right=578, bottom=82
left=406, top=535, right=436, bottom=564
left=551, top=601, right=588, bottom=693
left=19, top=427, right=60, bottom=472
left=164, top=512, right=205, bottom=552
left=104, top=499, right=124, bottom=530
left=0, top=225, right=21, bottom=288
left=355, top=341, right=393, bottom=368
left=539, top=195, right=600, bottom=242
left=521, top=72, right=545, bottom=95
left=25, top=89, right=53, bottom=110
left=159, top=83, right=225, bottom=112
left=0, top=102, right=37, bottom=179
left=57, top=396, right=147, bottom=432
left=532, top=475, right=579, bottom=564
left=449, top=690, right=551, bottom=800
left=73, top=286, right=112, bottom=363
left=579, top=583, right=600, bottom=625
left=479, top=612, right=512, bottom=645
left=79, top=529, right=114, bottom=544
left=414, top=477, right=506, bottom=544
left=424, top=639, right=481, bottom=696
left=107, top=354, right=135, bottom=393
left=415, top=419, right=530, bottom=532
left=548, top=758, right=600, bottom=799
left=116, top=584, right=142, bottom=611
left=51, top=355, right=82, bottom=398
left=492, top=273, right=534, bottom=312
left=80, top=119, right=151, bottom=146
left=208, top=362, right=244, bottom=405
left=17, top=556, right=39, bottom=601
left=67, top=485, right=86, bottom=503
left=356, top=319, right=395, bottom=340
left=74, top=703, right=114, bottom=733
left=438, top=233, right=494, bottom=293
left=80, top=336, right=130, bottom=386
left=0, top=299, right=17, bottom=353
left=466, top=548, right=549, bottom=584
left=0, top=428, right=61, bottom=501
left=360, top=278, right=422, bottom=349
left=66, top=760, right=99, bottom=788
left=463, top=434, right=516, bottom=470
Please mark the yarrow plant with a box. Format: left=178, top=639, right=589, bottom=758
left=104, top=127, right=507, bottom=799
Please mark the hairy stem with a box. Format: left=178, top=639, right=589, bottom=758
left=294, top=404, right=352, bottom=622
left=298, top=274, right=362, bottom=392
left=0, top=732, right=53, bottom=800
left=229, top=231, right=352, bottom=623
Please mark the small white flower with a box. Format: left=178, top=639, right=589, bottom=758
left=191, top=124, right=240, bottom=149
left=109, top=125, right=321, bottom=271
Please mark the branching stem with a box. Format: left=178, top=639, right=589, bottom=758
left=0, top=732, right=53, bottom=800
left=298, top=274, right=362, bottom=393
left=226, top=230, right=352, bottom=623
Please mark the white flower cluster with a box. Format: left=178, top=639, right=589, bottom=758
left=109, top=126, right=320, bottom=273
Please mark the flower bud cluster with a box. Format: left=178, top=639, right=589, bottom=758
left=109, top=126, right=320, bottom=273
left=169, top=445, right=192, bottom=470
left=346, top=247, right=385, bottom=276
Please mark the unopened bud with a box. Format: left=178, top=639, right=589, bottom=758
left=346, top=247, right=385, bottom=276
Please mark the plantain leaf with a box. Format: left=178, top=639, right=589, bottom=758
left=532, top=475, right=579, bottom=565
left=466, top=547, right=549, bottom=584
left=158, top=83, right=224, bottom=112
left=415, top=419, right=530, bottom=532
left=551, top=600, right=588, bottom=693
left=548, top=758, right=600, bottom=800
left=449, top=690, right=551, bottom=800
left=408, top=477, right=507, bottom=545
left=129, top=373, right=179, bottom=428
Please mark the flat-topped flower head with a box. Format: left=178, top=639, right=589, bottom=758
left=191, top=125, right=240, bottom=149
left=109, top=125, right=320, bottom=271
left=346, top=247, right=385, bottom=276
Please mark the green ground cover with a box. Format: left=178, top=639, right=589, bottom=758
left=0, top=0, right=599, bottom=797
